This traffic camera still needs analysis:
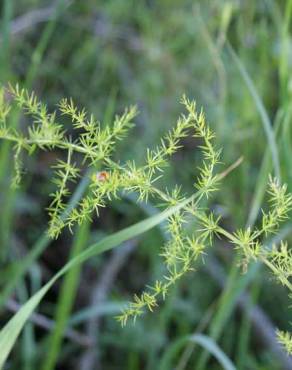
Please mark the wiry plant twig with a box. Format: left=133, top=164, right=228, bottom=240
left=5, top=298, right=91, bottom=347
left=0, top=1, right=72, bottom=42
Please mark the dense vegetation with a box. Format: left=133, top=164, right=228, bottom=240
left=0, top=1, right=292, bottom=369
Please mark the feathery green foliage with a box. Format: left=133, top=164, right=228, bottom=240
left=0, top=84, right=292, bottom=363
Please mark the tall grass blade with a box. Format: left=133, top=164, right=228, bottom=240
left=42, top=221, right=90, bottom=370
left=227, top=42, right=281, bottom=180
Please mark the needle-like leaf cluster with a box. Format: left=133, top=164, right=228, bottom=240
left=0, top=85, right=292, bottom=353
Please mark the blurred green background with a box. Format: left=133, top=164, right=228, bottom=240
left=0, top=0, right=292, bottom=369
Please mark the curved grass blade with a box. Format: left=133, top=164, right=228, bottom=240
left=0, top=193, right=195, bottom=369
left=160, top=333, right=236, bottom=370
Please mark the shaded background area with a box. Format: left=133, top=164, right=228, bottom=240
left=0, top=1, right=292, bottom=369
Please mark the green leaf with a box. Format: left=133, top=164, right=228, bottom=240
left=0, top=193, right=195, bottom=369
left=159, top=333, right=236, bottom=370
